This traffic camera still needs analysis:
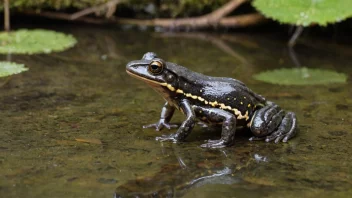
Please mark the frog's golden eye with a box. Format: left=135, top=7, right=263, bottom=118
left=148, top=60, right=164, bottom=74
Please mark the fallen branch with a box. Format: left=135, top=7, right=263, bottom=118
left=116, top=13, right=266, bottom=28
left=20, top=0, right=268, bottom=29
left=218, top=14, right=267, bottom=27
left=117, top=0, right=249, bottom=29
left=22, top=10, right=266, bottom=29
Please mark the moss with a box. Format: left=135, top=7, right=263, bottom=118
left=5, top=0, right=110, bottom=10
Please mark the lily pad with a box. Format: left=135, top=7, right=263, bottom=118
left=253, top=67, right=347, bottom=85
left=0, top=29, right=77, bottom=54
left=0, top=61, right=28, bottom=78
left=253, top=0, right=352, bottom=26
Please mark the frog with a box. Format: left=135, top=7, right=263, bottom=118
left=126, top=52, right=297, bottom=148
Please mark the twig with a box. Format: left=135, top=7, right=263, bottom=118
left=288, top=47, right=301, bottom=67
left=22, top=11, right=109, bottom=24
left=201, top=0, right=248, bottom=23
left=70, top=0, right=122, bottom=20
left=288, top=26, right=304, bottom=47
left=4, top=0, right=10, bottom=31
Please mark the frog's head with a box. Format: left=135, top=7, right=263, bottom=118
left=126, top=52, right=180, bottom=95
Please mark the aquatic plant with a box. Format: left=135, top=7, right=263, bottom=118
left=253, top=67, right=347, bottom=85
left=0, top=61, right=28, bottom=78
left=253, top=0, right=352, bottom=26
left=0, top=29, right=77, bottom=54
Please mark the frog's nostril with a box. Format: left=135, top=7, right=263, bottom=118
left=126, top=61, right=135, bottom=68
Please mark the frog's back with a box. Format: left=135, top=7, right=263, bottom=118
left=169, top=63, right=266, bottom=120
left=201, top=79, right=265, bottom=118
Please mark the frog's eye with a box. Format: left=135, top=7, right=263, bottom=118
left=148, top=60, right=164, bottom=75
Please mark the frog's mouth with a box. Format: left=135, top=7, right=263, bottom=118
left=126, top=69, right=178, bottom=95
left=126, top=70, right=164, bottom=86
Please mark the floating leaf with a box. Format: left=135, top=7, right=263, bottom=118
left=253, top=67, right=347, bottom=85
left=253, top=0, right=352, bottom=26
left=0, top=29, right=77, bottom=54
left=0, top=61, right=28, bottom=78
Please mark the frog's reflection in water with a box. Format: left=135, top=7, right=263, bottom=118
left=114, top=141, right=269, bottom=197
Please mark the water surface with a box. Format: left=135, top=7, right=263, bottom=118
left=0, top=25, right=351, bottom=198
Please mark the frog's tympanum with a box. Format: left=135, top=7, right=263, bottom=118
left=126, top=52, right=297, bottom=148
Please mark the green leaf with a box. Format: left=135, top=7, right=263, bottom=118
left=253, top=67, right=347, bottom=85
left=0, top=29, right=77, bottom=54
left=253, top=0, right=352, bottom=26
left=0, top=61, right=28, bottom=78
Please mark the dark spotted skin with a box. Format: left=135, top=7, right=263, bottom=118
left=126, top=52, right=297, bottom=148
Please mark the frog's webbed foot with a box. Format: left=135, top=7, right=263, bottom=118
left=193, top=106, right=237, bottom=148
left=143, top=119, right=178, bottom=131
left=264, top=112, right=297, bottom=143
left=250, top=103, right=297, bottom=143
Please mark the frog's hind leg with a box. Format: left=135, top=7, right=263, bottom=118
left=193, top=106, right=237, bottom=148
left=249, top=103, right=297, bottom=143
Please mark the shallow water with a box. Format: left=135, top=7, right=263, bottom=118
left=0, top=25, right=351, bottom=198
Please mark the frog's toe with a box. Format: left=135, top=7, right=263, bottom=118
left=143, top=123, right=160, bottom=130
left=143, top=121, right=178, bottom=131
left=200, top=139, right=231, bottom=148
left=265, top=131, right=285, bottom=143
left=206, top=139, right=221, bottom=143
left=155, top=134, right=178, bottom=143
left=249, top=136, right=266, bottom=141
left=163, top=123, right=179, bottom=129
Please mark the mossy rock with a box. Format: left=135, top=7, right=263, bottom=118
left=0, top=61, right=28, bottom=78
left=253, top=67, right=348, bottom=85
left=0, top=29, right=77, bottom=54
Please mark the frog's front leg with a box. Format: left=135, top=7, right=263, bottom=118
left=194, top=106, right=237, bottom=148
left=143, top=102, right=178, bottom=131
left=156, top=99, right=196, bottom=143
left=249, top=103, right=297, bottom=143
